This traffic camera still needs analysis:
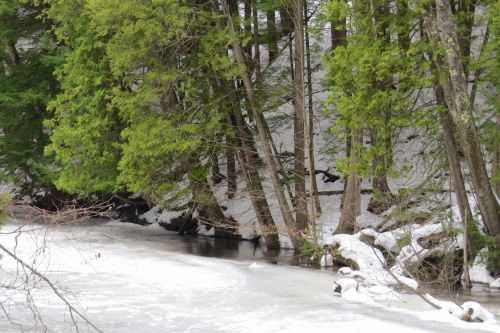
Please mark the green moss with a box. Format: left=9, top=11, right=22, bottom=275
left=300, top=240, right=322, bottom=265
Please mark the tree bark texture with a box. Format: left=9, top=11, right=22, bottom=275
left=221, top=0, right=304, bottom=250
left=225, top=84, right=280, bottom=249
left=423, top=1, right=500, bottom=278
left=293, top=0, right=308, bottom=231
left=190, top=175, right=229, bottom=228
left=368, top=0, right=393, bottom=215
left=422, top=0, right=500, bottom=242
left=304, top=0, right=322, bottom=217
left=330, top=4, right=347, bottom=49
left=336, top=129, right=362, bottom=234
left=434, top=79, right=480, bottom=288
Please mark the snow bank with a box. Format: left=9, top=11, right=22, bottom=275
left=490, top=279, right=500, bottom=289
left=324, top=232, right=420, bottom=288
left=470, top=249, right=495, bottom=285
left=327, top=228, right=499, bottom=332
left=334, top=277, right=403, bottom=303
left=139, top=205, right=183, bottom=224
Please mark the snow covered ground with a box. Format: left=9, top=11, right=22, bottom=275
left=0, top=219, right=499, bottom=333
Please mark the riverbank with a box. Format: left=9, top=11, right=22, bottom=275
left=1, top=218, right=499, bottom=333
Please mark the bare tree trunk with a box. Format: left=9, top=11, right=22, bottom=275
left=340, top=129, right=351, bottom=211
left=222, top=0, right=304, bottom=250
left=335, top=0, right=367, bottom=235
left=330, top=4, right=347, bottom=49
left=336, top=128, right=362, bottom=234
left=288, top=34, right=295, bottom=82
left=304, top=0, right=322, bottom=217
left=262, top=113, right=295, bottom=203
left=422, top=0, right=500, bottom=242
left=293, top=0, right=308, bottom=231
left=367, top=128, right=393, bottom=214
left=329, top=3, right=349, bottom=211
left=227, top=0, right=238, bottom=14
left=232, top=112, right=280, bottom=249
left=219, top=79, right=280, bottom=249
left=434, top=80, right=479, bottom=288
left=190, top=172, right=229, bottom=226
left=368, top=0, right=393, bottom=215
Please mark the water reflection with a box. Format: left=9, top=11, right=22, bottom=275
left=172, top=230, right=500, bottom=318
left=177, top=234, right=305, bottom=266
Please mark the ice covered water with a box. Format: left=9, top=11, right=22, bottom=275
left=0, top=220, right=498, bottom=333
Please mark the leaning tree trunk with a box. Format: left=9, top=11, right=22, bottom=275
left=219, top=79, right=280, bottom=249
left=421, top=1, right=500, bottom=239
left=422, top=0, right=500, bottom=242
left=434, top=78, right=480, bottom=288
left=221, top=0, right=304, bottom=250
left=189, top=168, right=240, bottom=238
left=232, top=112, right=280, bottom=249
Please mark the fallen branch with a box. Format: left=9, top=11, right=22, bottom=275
left=369, top=245, right=442, bottom=309
left=4, top=200, right=114, bottom=225
left=0, top=242, right=104, bottom=333
left=310, top=189, right=373, bottom=196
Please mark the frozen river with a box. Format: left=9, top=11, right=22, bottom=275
left=0, top=219, right=499, bottom=333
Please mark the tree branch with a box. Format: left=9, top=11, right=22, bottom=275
left=0, top=242, right=103, bottom=333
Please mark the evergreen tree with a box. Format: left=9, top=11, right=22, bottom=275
left=43, top=0, right=122, bottom=196
left=324, top=0, right=427, bottom=233
left=0, top=0, right=62, bottom=194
